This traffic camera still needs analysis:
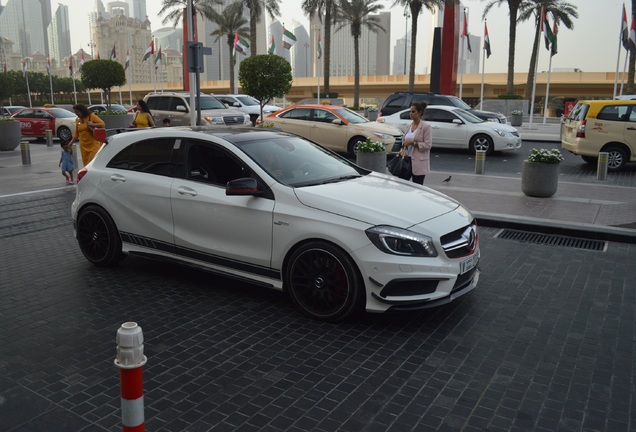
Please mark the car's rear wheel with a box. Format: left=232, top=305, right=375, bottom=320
left=77, top=205, right=124, bottom=267
left=348, top=136, right=367, bottom=155
left=285, top=241, right=364, bottom=322
left=469, top=134, right=494, bottom=154
left=605, top=146, right=628, bottom=171
left=57, top=126, right=72, bottom=142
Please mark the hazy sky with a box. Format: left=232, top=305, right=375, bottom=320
left=57, top=0, right=625, bottom=75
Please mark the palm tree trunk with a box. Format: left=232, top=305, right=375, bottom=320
left=524, top=14, right=540, bottom=99
left=408, top=6, right=419, bottom=91
left=628, top=0, right=636, bottom=94
left=250, top=15, right=257, bottom=56
left=506, top=6, right=519, bottom=95
left=324, top=4, right=332, bottom=95
left=228, top=35, right=236, bottom=94
left=353, top=35, right=360, bottom=108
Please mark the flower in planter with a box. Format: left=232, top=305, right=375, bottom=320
left=527, top=148, right=564, bottom=164
left=0, top=116, right=17, bottom=122
left=355, top=137, right=386, bottom=152
left=367, top=107, right=378, bottom=112
left=511, top=110, right=523, bottom=115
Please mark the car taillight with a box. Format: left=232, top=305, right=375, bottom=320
left=77, top=167, right=88, bottom=183
left=576, top=119, right=586, bottom=138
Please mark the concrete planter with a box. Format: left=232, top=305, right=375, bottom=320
left=356, top=151, right=386, bottom=173
left=521, top=160, right=560, bottom=197
left=367, top=110, right=379, bottom=121
left=0, top=120, right=21, bottom=151
left=511, top=113, right=523, bottom=126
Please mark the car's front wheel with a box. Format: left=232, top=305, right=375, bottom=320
left=469, top=134, right=494, bottom=154
left=57, top=126, right=72, bottom=142
left=285, top=241, right=364, bottom=322
left=77, top=205, right=124, bottom=267
left=605, top=146, right=628, bottom=171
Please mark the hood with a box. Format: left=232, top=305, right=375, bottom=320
left=293, top=173, right=462, bottom=227
left=262, top=104, right=282, bottom=113
left=470, top=109, right=505, bottom=121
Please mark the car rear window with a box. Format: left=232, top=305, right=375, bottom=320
left=568, top=103, right=589, bottom=121
left=107, top=138, right=178, bottom=176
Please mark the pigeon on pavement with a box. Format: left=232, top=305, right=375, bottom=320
left=442, top=175, right=452, bottom=183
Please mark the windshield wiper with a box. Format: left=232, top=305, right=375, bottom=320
left=318, top=175, right=362, bottom=185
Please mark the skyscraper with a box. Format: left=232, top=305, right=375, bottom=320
left=0, top=0, right=46, bottom=57
left=129, top=0, right=147, bottom=22
left=47, top=4, right=71, bottom=68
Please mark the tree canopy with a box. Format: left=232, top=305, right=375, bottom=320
left=80, top=60, right=126, bottom=109
left=238, top=55, right=292, bottom=124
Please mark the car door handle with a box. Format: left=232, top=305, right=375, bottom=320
left=110, top=174, right=126, bottom=182
left=177, top=186, right=197, bottom=196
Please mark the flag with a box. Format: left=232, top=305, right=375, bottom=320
left=282, top=26, right=297, bottom=49
left=3, top=64, right=6, bottom=73
left=484, top=22, right=491, bottom=58
left=22, top=59, right=27, bottom=78
left=125, top=50, right=130, bottom=70
left=551, top=22, right=558, bottom=57
left=630, top=17, right=636, bottom=50
left=46, top=57, right=51, bottom=76
left=542, top=9, right=555, bottom=51
left=154, top=47, right=162, bottom=69
left=110, top=44, right=116, bottom=60
left=97, top=52, right=101, bottom=60
left=233, top=33, right=249, bottom=60
left=268, top=35, right=275, bottom=55
left=68, top=54, right=73, bottom=76
left=80, top=50, right=85, bottom=66
left=622, top=4, right=630, bottom=50
left=462, top=12, right=472, bottom=53
left=142, top=40, right=154, bottom=61
left=317, top=33, right=322, bottom=59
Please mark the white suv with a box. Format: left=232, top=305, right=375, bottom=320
left=214, top=94, right=281, bottom=125
left=144, top=92, right=250, bottom=127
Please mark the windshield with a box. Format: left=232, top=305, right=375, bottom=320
left=189, top=96, right=226, bottom=110
left=333, top=108, right=368, bottom=124
left=454, top=109, right=485, bottom=124
left=236, top=96, right=259, bottom=106
left=48, top=108, right=77, bottom=118
left=237, top=136, right=363, bottom=187
left=447, top=97, right=472, bottom=110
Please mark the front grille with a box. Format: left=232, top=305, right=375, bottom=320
left=379, top=279, right=439, bottom=298
left=223, top=115, right=245, bottom=125
left=441, top=223, right=478, bottom=258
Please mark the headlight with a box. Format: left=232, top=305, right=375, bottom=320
left=372, top=132, right=392, bottom=140
left=493, top=129, right=512, bottom=137
left=486, top=118, right=497, bottom=122
left=204, top=116, right=224, bottom=124
left=366, top=225, right=438, bottom=257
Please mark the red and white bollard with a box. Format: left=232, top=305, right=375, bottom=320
left=115, top=322, right=147, bottom=432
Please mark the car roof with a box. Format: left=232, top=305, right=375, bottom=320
left=577, top=99, right=636, bottom=116
left=284, top=104, right=344, bottom=110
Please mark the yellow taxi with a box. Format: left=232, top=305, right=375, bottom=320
left=561, top=99, right=636, bottom=171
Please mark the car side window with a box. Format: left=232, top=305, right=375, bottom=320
left=431, top=96, right=452, bottom=106
left=280, top=108, right=311, bottom=120
left=106, top=138, right=178, bottom=176
left=597, top=105, right=623, bottom=121
left=399, top=111, right=410, bottom=120
left=411, top=94, right=428, bottom=105
left=16, top=109, right=34, bottom=118
left=312, top=109, right=338, bottom=123
left=186, top=141, right=247, bottom=186
left=385, top=95, right=407, bottom=108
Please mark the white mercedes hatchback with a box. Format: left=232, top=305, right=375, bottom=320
left=72, top=127, right=480, bottom=321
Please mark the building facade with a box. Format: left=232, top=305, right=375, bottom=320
left=47, top=4, right=71, bottom=69
left=0, top=0, right=47, bottom=58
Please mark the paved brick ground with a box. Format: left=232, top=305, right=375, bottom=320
left=1, top=189, right=636, bottom=431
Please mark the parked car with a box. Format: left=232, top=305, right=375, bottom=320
left=213, top=94, right=281, bottom=125
left=261, top=104, right=403, bottom=154
left=1, top=105, right=25, bottom=117
left=379, top=92, right=508, bottom=124
left=562, top=99, right=636, bottom=171
left=88, top=104, right=128, bottom=114
left=11, top=107, right=77, bottom=141
left=143, top=92, right=250, bottom=127
left=71, top=127, right=480, bottom=322
left=377, top=105, right=521, bottom=154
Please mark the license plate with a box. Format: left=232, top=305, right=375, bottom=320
left=459, top=254, right=479, bottom=274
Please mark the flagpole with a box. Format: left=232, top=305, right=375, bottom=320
left=72, top=76, right=77, bottom=105
left=529, top=9, right=544, bottom=130
left=614, top=5, right=625, bottom=99
left=459, top=13, right=465, bottom=99
left=620, top=53, right=628, bottom=96
left=48, top=64, right=54, bottom=105
left=25, top=69, right=32, bottom=107
left=543, top=51, right=553, bottom=125
left=479, top=39, right=485, bottom=109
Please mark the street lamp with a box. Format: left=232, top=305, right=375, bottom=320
left=403, top=7, right=409, bottom=75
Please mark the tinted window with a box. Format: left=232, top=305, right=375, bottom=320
left=568, top=103, right=589, bottom=121
left=597, top=105, right=629, bottom=121
left=312, top=109, right=338, bottom=123
left=411, top=94, right=429, bottom=105
left=168, top=97, right=186, bottom=111
left=280, top=108, right=311, bottom=120
left=384, top=94, right=407, bottom=108
left=186, top=141, right=247, bottom=186
left=107, top=138, right=178, bottom=176
left=426, top=109, right=456, bottom=123
left=146, top=97, right=171, bottom=111
left=15, top=110, right=35, bottom=118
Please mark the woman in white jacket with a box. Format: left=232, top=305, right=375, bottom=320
left=402, top=102, right=433, bottom=184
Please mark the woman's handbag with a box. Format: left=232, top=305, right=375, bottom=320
left=387, top=154, right=412, bottom=180
left=129, top=112, right=138, bottom=128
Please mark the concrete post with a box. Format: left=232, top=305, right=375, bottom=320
left=20, top=141, right=31, bottom=165
left=597, top=152, right=609, bottom=181
left=45, top=130, right=53, bottom=147
left=72, top=143, right=79, bottom=170
left=115, top=322, right=147, bottom=432
left=475, top=150, right=486, bottom=174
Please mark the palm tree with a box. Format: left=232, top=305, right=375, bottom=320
left=334, top=0, right=385, bottom=108
left=391, top=0, right=445, bottom=92
left=628, top=0, right=636, bottom=94
left=302, top=0, right=339, bottom=96
left=244, top=0, right=281, bottom=56
left=519, top=0, right=578, bottom=99
left=483, top=0, right=524, bottom=95
left=159, top=0, right=223, bottom=89
left=204, top=2, right=249, bottom=93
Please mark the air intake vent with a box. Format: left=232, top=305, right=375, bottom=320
left=495, top=229, right=606, bottom=251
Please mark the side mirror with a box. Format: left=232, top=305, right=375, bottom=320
left=176, top=105, right=188, bottom=113
left=226, top=177, right=262, bottom=196
left=331, top=119, right=343, bottom=125
left=452, top=118, right=463, bottom=125
left=233, top=102, right=241, bottom=107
